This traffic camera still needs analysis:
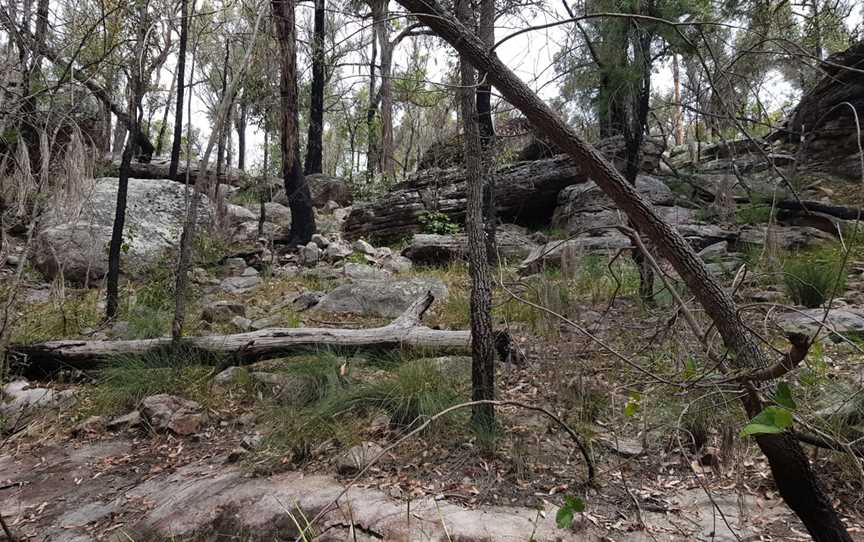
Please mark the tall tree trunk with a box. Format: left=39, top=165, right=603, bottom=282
left=672, top=53, right=684, bottom=146
left=155, top=66, right=177, bottom=156
left=477, top=0, right=496, bottom=265
left=393, top=2, right=853, bottom=539
left=106, top=7, right=146, bottom=320
left=456, top=0, right=495, bottom=432
left=259, top=121, right=269, bottom=237
left=272, top=0, right=315, bottom=246
left=303, top=0, right=325, bottom=175
left=365, top=21, right=378, bottom=185
left=624, top=23, right=654, bottom=304
left=215, top=38, right=231, bottom=178
left=168, top=0, right=189, bottom=179
left=236, top=100, right=248, bottom=171
left=373, top=0, right=395, bottom=181
left=172, top=7, right=264, bottom=341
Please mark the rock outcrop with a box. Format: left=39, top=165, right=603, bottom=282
left=31, top=178, right=211, bottom=285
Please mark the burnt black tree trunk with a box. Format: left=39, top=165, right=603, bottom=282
left=391, top=1, right=854, bottom=539
left=236, top=100, right=248, bottom=170
left=303, top=0, right=325, bottom=174
left=273, top=0, right=315, bottom=246
left=106, top=11, right=146, bottom=320
left=168, top=0, right=189, bottom=178
left=456, top=0, right=495, bottom=432
left=623, top=20, right=654, bottom=304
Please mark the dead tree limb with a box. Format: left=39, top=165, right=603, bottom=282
left=392, top=1, right=852, bottom=538
left=10, top=293, right=469, bottom=377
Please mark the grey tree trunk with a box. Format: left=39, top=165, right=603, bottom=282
left=456, top=0, right=495, bottom=431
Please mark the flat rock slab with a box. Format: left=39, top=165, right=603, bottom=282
left=316, top=278, right=448, bottom=318
left=777, top=308, right=864, bottom=339
left=0, top=439, right=581, bottom=541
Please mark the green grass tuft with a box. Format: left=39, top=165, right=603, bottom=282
left=783, top=246, right=848, bottom=308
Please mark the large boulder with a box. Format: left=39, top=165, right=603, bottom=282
left=519, top=238, right=632, bottom=274
left=777, top=308, right=864, bottom=340
left=551, top=175, right=675, bottom=235
left=273, top=174, right=352, bottom=208
left=774, top=41, right=864, bottom=180
left=316, top=278, right=448, bottom=318
left=402, top=225, right=539, bottom=266
left=31, top=178, right=211, bottom=285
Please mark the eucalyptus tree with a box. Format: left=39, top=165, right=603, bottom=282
left=272, top=0, right=315, bottom=246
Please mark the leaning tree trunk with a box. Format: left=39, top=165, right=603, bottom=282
left=272, top=0, right=315, bottom=246
left=456, top=0, right=495, bottom=431
left=303, top=0, right=325, bottom=175
left=169, top=0, right=190, bottom=179
left=393, top=1, right=852, bottom=539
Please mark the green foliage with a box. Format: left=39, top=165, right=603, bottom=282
left=783, top=246, right=848, bottom=308
left=10, top=289, right=102, bottom=344
left=418, top=211, right=460, bottom=235
left=741, top=406, right=793, bottom=436
left=735, top=204, right=774, bottom=225
left=83, top=347, right=218, bottom=417
left=349, top=358, right=466, bottom=427
left=556, top=496, right=586, bottom=529
left=262, top=355, right=466, bottom=466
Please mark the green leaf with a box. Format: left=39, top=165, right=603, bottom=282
left=555, top=507, right=574, bottom=529
left=563, top=495, right=585, bottom=513
left=624, top=392, right=641, bottom=417
left=556, top=496, right=585, bottom=529
left=774, top=382, right=796, bottom=410
left=741, top=406, right=794, bottom=437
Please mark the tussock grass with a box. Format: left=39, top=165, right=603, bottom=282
left=783, top=246, right=848, bottom=308
left=261, top=354, right=467, bottom=465
left=80, top=347, right=222, bottom=417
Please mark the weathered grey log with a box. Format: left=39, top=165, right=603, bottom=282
left=107, top=157, right=248, bottom=186
left=345, top=155, right=583, bottom=241
left=10, top=293, right=469, bottom=377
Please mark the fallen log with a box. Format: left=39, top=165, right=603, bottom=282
left=107, top=157, right=248, bottom=186
left=774, top=199, right=864, bottom=221
left=9, top=293, right=470, bottom=377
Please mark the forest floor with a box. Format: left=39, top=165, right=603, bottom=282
left=4, top=247, right=864, bottom=540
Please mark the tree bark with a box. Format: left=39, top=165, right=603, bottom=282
left=303, top=0, right=326, bottom=175
left=477, top=0, right=497, bottom=265
left=155, top=66, right=177, bottom=157
left=672, top=53, right=684, bottom=146
left=365, top=18, right=379, bottom=185
left=374, top=0, right=395, bottom=181
left=392, top=1, right=852, bottom=538
left=15, top=293, right=469, bottom=377
left=169, top=0, right=190, bottom=178
left=236, top=100, right=248, bottom=171
left=457, top=0, right=495, bottom=431
left=272, top=0, right=315, bottom=246
left=106, top=6, right=147, bottom=320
